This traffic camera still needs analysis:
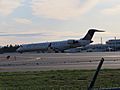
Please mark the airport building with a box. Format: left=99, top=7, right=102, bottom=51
left=106, top=39, right=120, bottom=51
left=85, top=39, right=120, bottom=52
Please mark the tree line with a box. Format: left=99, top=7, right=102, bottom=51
left=0, top=45, right=20, bottom=54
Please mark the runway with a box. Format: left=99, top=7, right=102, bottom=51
left=0, top=52, right=120, bottom=72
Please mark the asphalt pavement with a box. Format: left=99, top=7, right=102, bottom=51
left=0, top=52, right=120, bottom=72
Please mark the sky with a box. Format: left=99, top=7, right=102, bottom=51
left=0, top=0, right=120, bottom=46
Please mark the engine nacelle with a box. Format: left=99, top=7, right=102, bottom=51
left=67, top=40, right=78, bottom=44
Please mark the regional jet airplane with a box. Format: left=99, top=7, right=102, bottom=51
left=16, top=29, right=104, bottom=53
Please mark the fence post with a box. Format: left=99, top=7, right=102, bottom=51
left=88, top=58, right=104, bottom=90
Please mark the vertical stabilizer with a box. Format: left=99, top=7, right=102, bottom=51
left=82, top=29, right=104, bottom=40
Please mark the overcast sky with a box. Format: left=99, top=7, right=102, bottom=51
left=0, top=0, right=120, bottom=45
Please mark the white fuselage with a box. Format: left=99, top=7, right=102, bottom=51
left=17, top=39, right=91, bottom=53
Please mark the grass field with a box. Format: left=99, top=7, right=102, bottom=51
left=0, top=69, right=120, bottom=90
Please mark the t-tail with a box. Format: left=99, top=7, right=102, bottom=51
left=82, top=29, right=104, bottom=41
